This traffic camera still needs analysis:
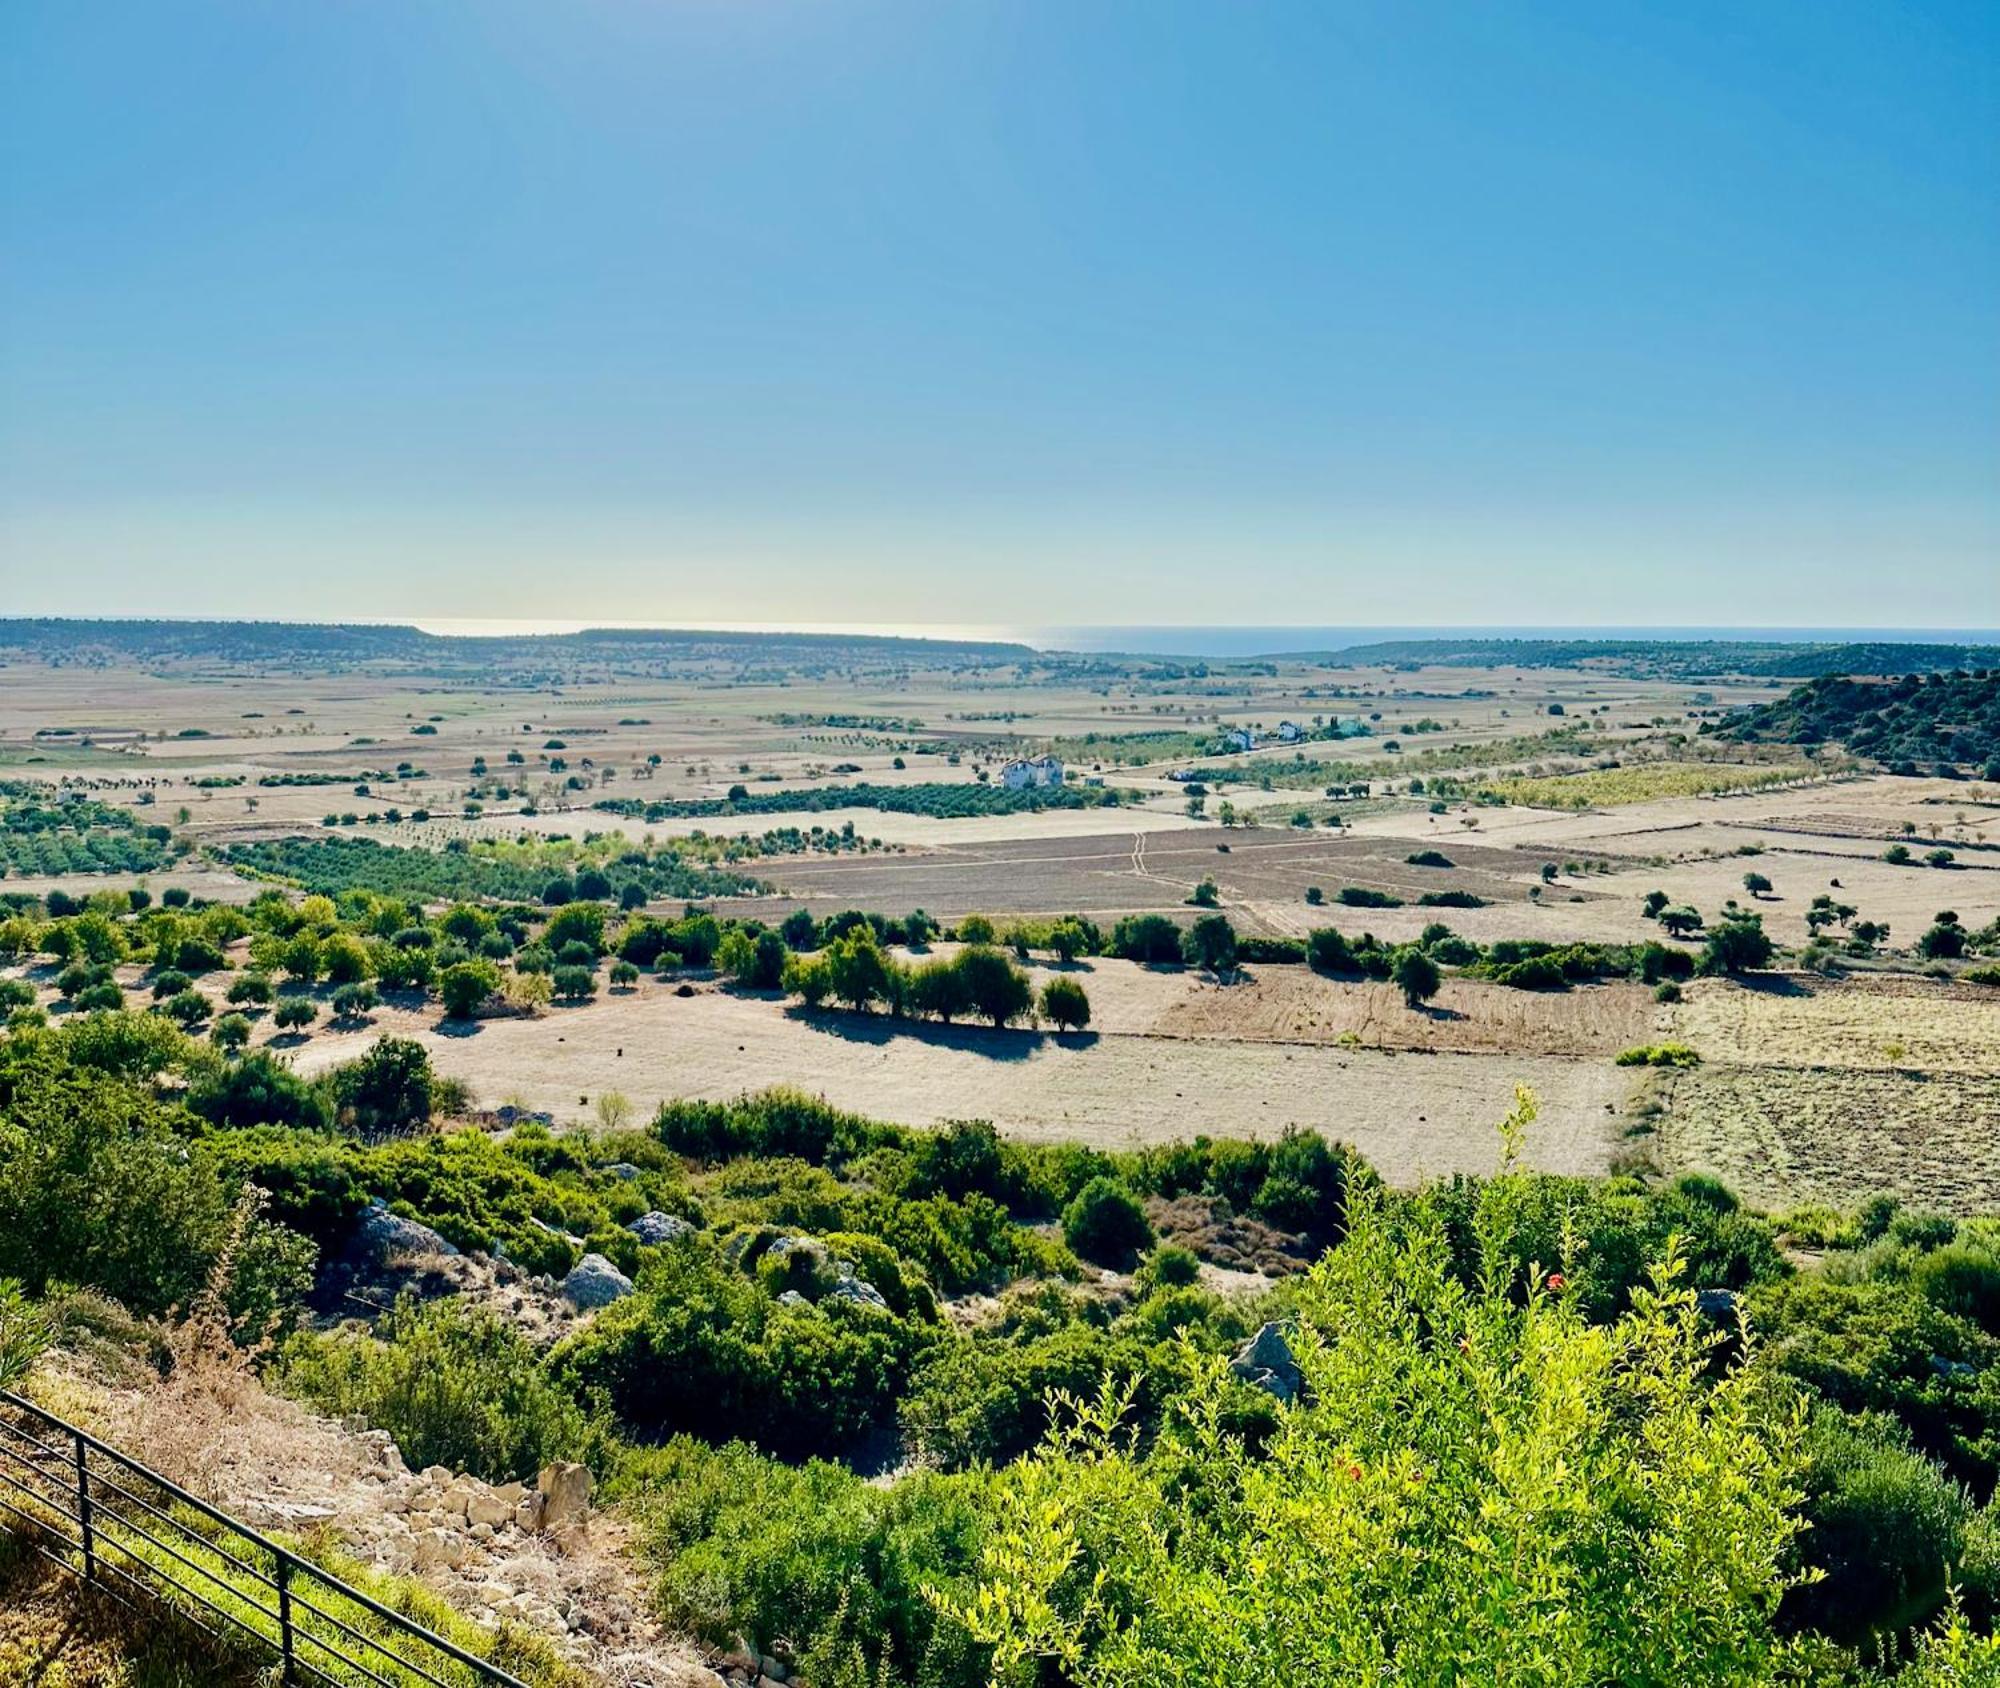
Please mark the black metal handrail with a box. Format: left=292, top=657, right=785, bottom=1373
left=0, top=1389, right=532, bottom=1688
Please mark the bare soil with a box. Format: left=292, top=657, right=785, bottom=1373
left=287, top=984, right=1630, bottom=1184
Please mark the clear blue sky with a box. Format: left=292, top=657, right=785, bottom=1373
left=3, top=1, right=1995, bottom=627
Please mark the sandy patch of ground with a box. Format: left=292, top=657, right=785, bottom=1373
left=287, top=986, right=1629, bottom=1184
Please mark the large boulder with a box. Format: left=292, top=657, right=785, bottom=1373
left=352, top=1200, right=456, bottom=1262
left=1231, top=1321, right=1303, bottom=1404
left=628, top=1210, right=695, bottom=1246
left=537, top=1461, right=592, bottom=1532
left=561, top=1253, right=634, bottom=1309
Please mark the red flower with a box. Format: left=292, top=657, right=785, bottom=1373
left=1547, top=1272, right=1567, bottom=1291
left=1346, top=1463, right=1363, bottom=1481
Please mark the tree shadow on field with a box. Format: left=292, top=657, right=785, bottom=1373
left=434, top=1018, right=485, bottom=1039
left=785, top=1004, right=1098, bottom=1061
left=1738, top=973, right=1812, bottom=997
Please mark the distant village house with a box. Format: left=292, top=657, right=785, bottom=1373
left=1001, top=754, right=1064, bottom=790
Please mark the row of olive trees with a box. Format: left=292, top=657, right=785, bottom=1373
left=783, top=930, right=1091, bottom=1032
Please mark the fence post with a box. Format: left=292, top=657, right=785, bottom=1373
left=73, top=1429, right=93, bottom=1582
left=275, top=1549, right=296, bottom=1683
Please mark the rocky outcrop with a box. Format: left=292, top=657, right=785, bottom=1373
left=1231, top=1321, right=1303, bottom=1403
left=628, top=1210, right=695, bottom=1246
left=561, top=1253, right=634, bottom=1309
left=826, top=1267, right=889, bottom=1311
left=352, top=1200, right=457, bottom=1262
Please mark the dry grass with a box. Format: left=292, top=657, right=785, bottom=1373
left=1673, top=976, right=2000, bottom=1077
left=98, top=1198, right=277, bottom=1502
left=1150, top=970, right=1656, bottom=1056
left=1657, top=1064, right=2000, bottom=1217
left=290, top=982, right=1632, bottom=1184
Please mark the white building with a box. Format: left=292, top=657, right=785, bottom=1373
left=1000, top=754, right=1064, bottom=790
left=1278, top=720, right=1304, bottom=743
left=1222, top=727, right=1255, bottom=753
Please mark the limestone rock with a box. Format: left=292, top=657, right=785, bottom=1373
left=1230, top=1321, right=1303, bottom=1403
left=353, top=1200, right=457, bottom=1262
left=562, top=1253, right=634, bottom=1309
left=628, top=1210, right=695, bottom=1246
left=467, top=1485, right=515, bottom=1528
left=827, top=1267, right=889, bottom=1311
left=538, top=1461, right=592, bottom=1532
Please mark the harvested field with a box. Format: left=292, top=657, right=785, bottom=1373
left=286, top=986, right=1630, bottom=1185
left=1148, top=970, right=1658, bottom=1056
left=1673, top=975, right=2000, bottom=1076
left=1657, top=1065, right=2000, bottom=1216
left=705, top=825, right=1572, bottom=931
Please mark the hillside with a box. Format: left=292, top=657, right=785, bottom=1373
left=1741, top=641, right=2000, bottom=678
left=0, top=618, right=1039, bottom=676
left=1321, top=637, right=1999, bottom=679
left=1718, top=670, right=2000, bottom=773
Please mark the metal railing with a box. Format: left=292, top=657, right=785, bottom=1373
left=0, top=1389, right=531, bottom=1687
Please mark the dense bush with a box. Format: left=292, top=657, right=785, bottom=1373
left=1063, top=1176, right=1154, bottom=1267
left=284, top=1297, right=602, bottom=1483
left=554, top=1243, right=935, bottom=1459
left=946, top=1189, right=1821, bottom=1684
left=1785, top=1406, right=1995, bottom=1645
left=0, top=1031, right=302, bottom=1322
left=623, top=1439, right=987, bottom=1686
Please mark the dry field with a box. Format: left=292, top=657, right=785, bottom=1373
left=1147, top=970, right=1659, bottom=1056
left=1650, top=975, right=2000, bottom=1215
left=1673, top=975, right=2000, bottom=1076
left=704, top=825, right=1578, bottom=931
left=13, top=648, right=2000, bottom=1220
left=1657, top=1066, right=2000, bottom=1217
left=282, top=983, right=1630, bottom=1184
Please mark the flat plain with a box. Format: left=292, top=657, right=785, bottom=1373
left=5, top=638, right=1997, bottom=1207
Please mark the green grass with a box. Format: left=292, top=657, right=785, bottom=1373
left=1479, top=761, right=1812, bottom=809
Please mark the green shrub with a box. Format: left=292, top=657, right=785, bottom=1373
left=439, top=959, right=501, bottom=1019
left=189, top=1050, right=334, bottom=1132
left=1062, top=1176, right=1153, bottom=1268
left=0, top=1051, right=234, bottom=1314
left=554, top=1244, right=932, bottom=1458
left=1786, top=1406, right=1981, bottom=1644
left=1615, top=1043, right=1702, bottom=1068
left=945, top=1190, right=1819, bottom=1684
left=328, top=1037, right=435, bottom=1138
left=624, top=1438, right=986, bottom=1686
left=283, top=1297, right=602, bottom=1483
left=1040, top=976, right=1091, bottom=1032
